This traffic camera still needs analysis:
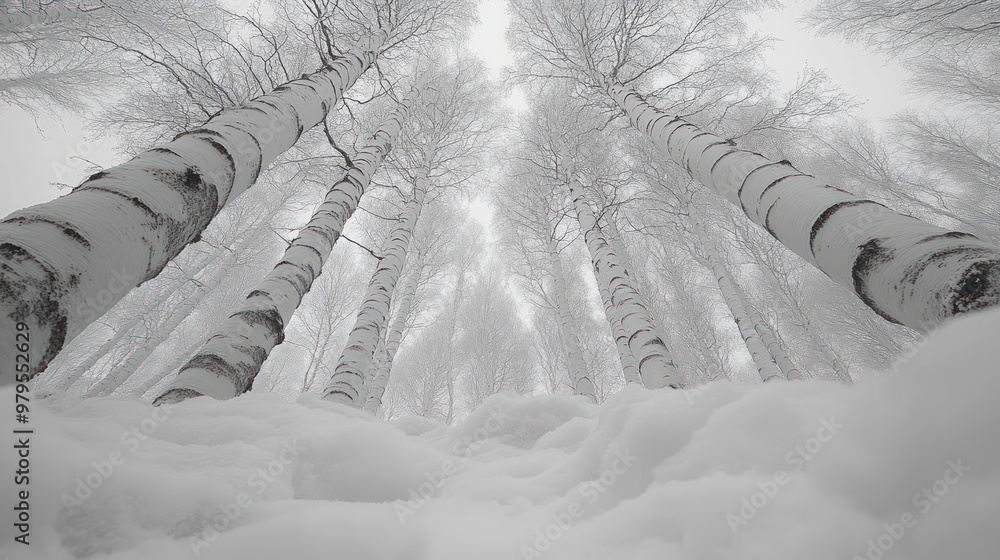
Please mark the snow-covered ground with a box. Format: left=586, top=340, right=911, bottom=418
left=2, top=309, right=998, bottom=560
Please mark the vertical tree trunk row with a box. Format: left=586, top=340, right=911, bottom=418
left=153, top=98, right=411, bottom=404
left=325, top=171, right=428, bottom=406
left=563, top=160, right=684, bottom=389
left=606, top=80, right=1000, bottom=333
left=0, top=28, right=388, bottom=383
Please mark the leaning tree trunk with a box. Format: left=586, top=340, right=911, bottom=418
left=563, top=159, right=684, bottom=389
left=605, top=80, right=1000, bottom=333
left=544, top=225, right=596, bottom=401
left=363, top=262, right=419, bottom=414
left=324, top=172, right=428, bottom=406
left=0, top=29, right=388, bottom=384
left=152, top=99, right=411, bottom=404
left=82, top=252, right=234, bottom=397
left=696, top=226, right=783, bottom=382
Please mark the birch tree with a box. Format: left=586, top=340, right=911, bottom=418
left=562, top=153, right=685, bottom=389
left=0, top=28, right=392, bottom=384
left=509, top=0, right=1000, bottom=333
left=153, top=98, right=410, bottom=403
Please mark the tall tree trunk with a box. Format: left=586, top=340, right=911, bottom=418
left=324, top=172, right=428, bottom=406
left=696, top=226, right=783, bottom=382
left=544, top=221, right=596, bottom=401
left=605, top=80, right=1000, bottom=333
left=597, top=279, right=643, bottom=386
left=0, top=29, right=388, bottom=383
left=364, top=262, right=420, bottom=414
left=563, top=159, right=684, bottom=389
left=153, top=99, right=410, bottom=404
left=82, top=253, right=234, bottom=397
left=730, top=277, right=804, bottom=381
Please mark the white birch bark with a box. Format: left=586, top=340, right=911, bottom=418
left=324, top=172, right=428, bottom=406
left=696, top=226, right=783, bottom=382
left=82, top=253, right=234, bottom=397
left=606, top=80, right=1000, bottom=333
left=0, top=29, right=388, bottom=384
left=599, top=281, right=643, bottom=386
left=364, top=264, right=419, bottom=414
left=563, top=160, right=684, bottom=389
left=731, top=279, right=804, bottom=380
left=545, top=229, right=596, bottom=401
left=153, top=99, right=410, bottom=404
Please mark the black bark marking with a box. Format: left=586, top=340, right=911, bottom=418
left=232, top=308, right=285, bottom=345
left=0, top=243, right=70, bottom=375
left=809, top=200, right=877, bottom=258
left=153, top=388, right=203, bottom=405
left=246, top=290, right=270, bottom=299
left=5, top=216, right=91, bottom=248
left=852, top=239, right=902, bottom=324
left=917, top=231, right=978, bottom=244
left=952, top=259, right=1000, bottom=315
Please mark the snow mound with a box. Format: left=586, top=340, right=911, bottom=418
left=2, top=309, right=999, bottom=559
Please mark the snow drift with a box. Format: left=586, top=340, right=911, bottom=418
left=2, top=309, right=999, bottom=560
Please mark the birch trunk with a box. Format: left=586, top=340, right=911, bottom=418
left=82, top=254, right=234, bottom=397
left=696, top=227, right=783, bottom=382
left=364, top=264, right=419, bottom=414
left=545, top=230, right=596, bottom=401
left=606, top=80, right=1000, bottom=333
left=731, top=279, right=804, bottom=380
left=599, top=282, right=643, bottom=386
left=324, top=172, right=428, bottom=406
left=563, top=162, right=684, bottom=389
left=153, top=99, right=410, bottom=404
left=0, top=29, right=387, bottom=383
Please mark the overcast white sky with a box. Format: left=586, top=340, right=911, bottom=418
left=0, top=0, right=914, bottom=220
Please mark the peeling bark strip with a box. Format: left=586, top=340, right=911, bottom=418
left=0, top=30, right=389, bottom=383
left=563, top=161, right=684, bottom=389
left=324, top=173, right=428, bottom=406
left=545, top=223, right=596, bottom=402
left=152, top=100, right=410, bottom=404
left=607, top=81, right=1000, bottom=333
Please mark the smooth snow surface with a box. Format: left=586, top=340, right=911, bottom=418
left=3, top=309, right=999, bottom=559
